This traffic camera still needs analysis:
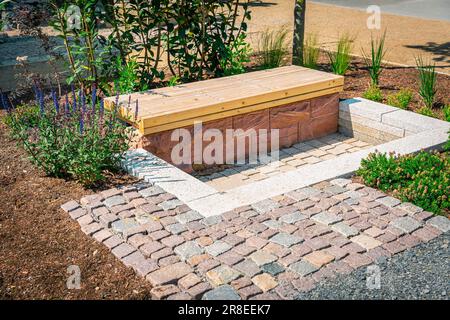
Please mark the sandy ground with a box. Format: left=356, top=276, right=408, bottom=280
left=246, top=0, right=450, bottom=74
left=305, top=2, right=450, bottom=74
left=312, top=0, right=450, bottom=22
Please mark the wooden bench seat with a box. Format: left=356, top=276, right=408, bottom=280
left=105, top=66, right=344, bottom=172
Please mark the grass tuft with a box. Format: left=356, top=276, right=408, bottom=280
left=258, top=27, right=289, bottom=69
left=302, top=33, right=320, bottom=69
left=362, top=31, right=387, bottom=86
left=416, top=56, right=437, bottom=109
left=327, top=34, right=353, bottom=75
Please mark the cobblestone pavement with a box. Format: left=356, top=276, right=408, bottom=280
left=193, top=133, right=372, bottom=192
left=61, top=178, right=450, bottom=300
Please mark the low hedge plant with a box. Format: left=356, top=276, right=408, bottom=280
left=357, top=150, right=449, bottom=215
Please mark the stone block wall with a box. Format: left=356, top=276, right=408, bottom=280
left=338, top=97, right=411, bottom=145
left=138, top=93, right=339, bottom=173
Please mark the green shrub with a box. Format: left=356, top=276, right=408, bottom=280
left=417, top=106, right=436, bottom=118
left=357, top=151, right=449, bottom=214
left=362, top=32, right=387, bottom=86
left=116, top=57, right=148, bottom=94
left=302, top=33, right=320, bottom=69
left=362, top=84, right=383, bottom=102
left=386, top=88, right=413, bottom=109
left=51, top=1, right=117, bottom=91
left=219, top=33, right=252, bottom=76
left=167, top=76, right=181, bottom=87
left=52, top=1, right=252, bottom=88
left=0, top=1, right=12, bottom=31
left=357, top=152, right=403, bottom=191
left=3, top=87, right=133, bottom=187
left=327, top=34, right=353, bottom=75
left=258, top=27, right=289, bottom=69
left=416, top=56, right=437, bottom=109
left=445, top=131, right=450, bottom=152
left=443, top=104, right=450, bottom=122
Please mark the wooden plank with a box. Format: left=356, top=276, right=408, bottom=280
left=134, top=75, right=342, bottom=115
left=140, top=77, right=343, bottom=127
left=248, top=72, right=339, bottom=90
left=107, top=68, right=340, bottom=116
left=106, top=66, right=333, bottom=108
left=116, top=66, right=302, bottom=102
left=161, top=65, right=302, bottom=91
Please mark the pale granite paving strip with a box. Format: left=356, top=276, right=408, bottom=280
left=195, top=133, right=374, bottom=191
left=61, top=178, right=449, bottom=300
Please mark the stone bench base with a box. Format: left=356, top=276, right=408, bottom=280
left=137, top=93, right=339, bottom=173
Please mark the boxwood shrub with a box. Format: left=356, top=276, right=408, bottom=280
left=357, top=150, right=449, bottom=215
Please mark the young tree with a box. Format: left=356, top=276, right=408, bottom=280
left=292, top=0, right=306, bottom=66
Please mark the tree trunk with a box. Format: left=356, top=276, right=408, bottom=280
left=292, top=0, right=306, bottom=66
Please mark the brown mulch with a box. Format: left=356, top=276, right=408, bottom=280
left=0, top=119, right=154, bottom=300
left=318, top=55, right=450, bottom=119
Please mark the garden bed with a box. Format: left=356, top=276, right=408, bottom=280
left=0, top=118, right=155, bottom=299
left=320, top=55, right=450, bottom=120
left=243, top=53, right=450, bottom=120
left=354, top=151, right=449, bottom=217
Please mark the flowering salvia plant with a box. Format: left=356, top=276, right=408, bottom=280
left=3, top=85, right=135, bottom=186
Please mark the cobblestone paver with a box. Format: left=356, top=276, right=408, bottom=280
left=193, top=133, right=373, bottom=191
left=61, top=178, right=448, bottom=300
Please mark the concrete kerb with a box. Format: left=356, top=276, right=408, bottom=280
left=122, top=149, right=219, bottom=204
left=122, top=98, right=450, bottom=217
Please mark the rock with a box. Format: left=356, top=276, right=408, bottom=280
left=202, top=285, right=241, bottom=300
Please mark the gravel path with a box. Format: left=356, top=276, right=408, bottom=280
left=297, top=233, right=450, bottom=300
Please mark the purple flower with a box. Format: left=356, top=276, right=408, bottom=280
left=51, top=88, right=59, bottom=114
left=32, top=83, right=40, bottom=106
left=80, top=90, right=86, bottom=114
left=91, top=85, right=97, bottom=113
left=114, top=86, right=119, bottom=113
left=38, top=89, right=45, bottom=115
left=110, top=87, right=120, bottom=130
left=71, top=84, right=77, bottom=112
left=99, top=98, right=104, bottom=133
left=65, top=94, right=70, bottom=114
left=79, top=113, right=84, bottom=134
left=99, top=98, right=104, bottom=117
left=135, top=99, right=139, bottom=121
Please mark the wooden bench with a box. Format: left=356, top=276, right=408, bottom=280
left=106, top=66, right=344, bottom=172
